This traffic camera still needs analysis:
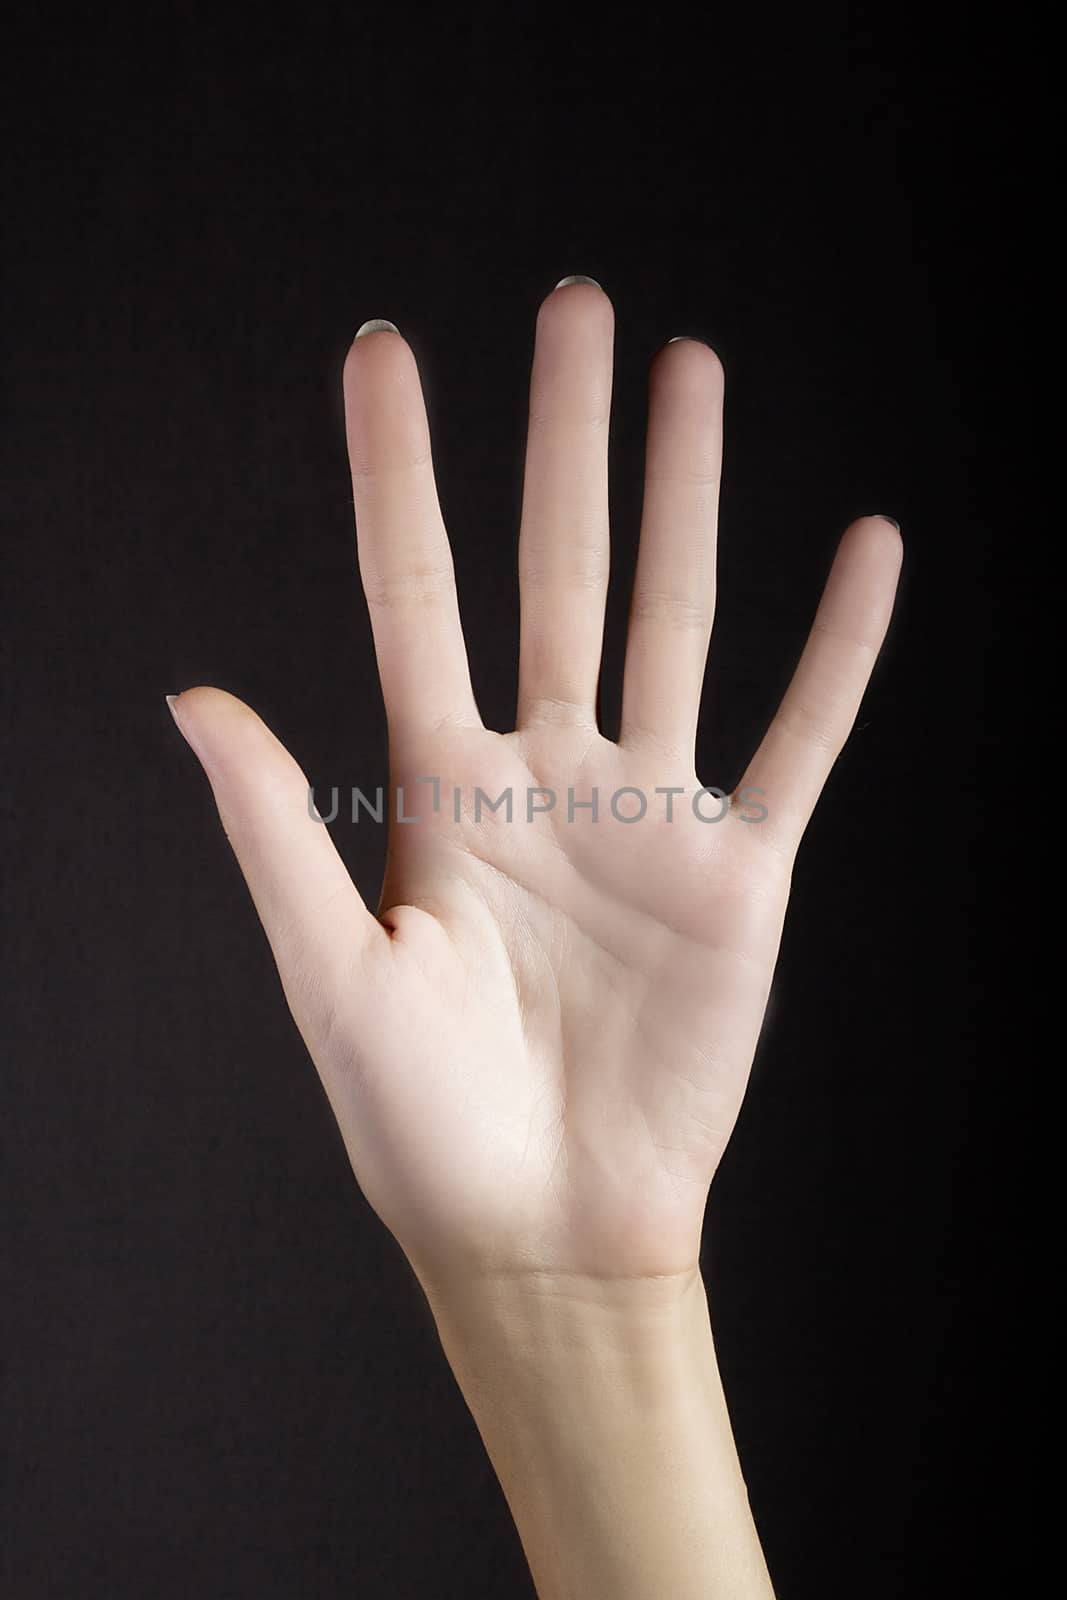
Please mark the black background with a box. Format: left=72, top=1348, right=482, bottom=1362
left=3, top=9, right=1004, bottom=1598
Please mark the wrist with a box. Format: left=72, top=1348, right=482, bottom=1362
left=421, top=1266, right=773, bottom=1600
left=420, top=1264, right=739, bottom=1494
left=421, top=1265, right=710, bottom=1404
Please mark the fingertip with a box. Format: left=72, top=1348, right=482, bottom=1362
left=651, top=335, right=725, bottom=397
left=165, top=686, right=281, bottom=780
left=838, top=516, right=905, bottom=586
left=168, top=684, right=249, bottom=724
left=343, top=319, right=414, bottom=392
left=854, top=512, right=903, bottom=554
left=539, top=274, right=614, bottom=331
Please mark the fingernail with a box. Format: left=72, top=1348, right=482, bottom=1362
left=165, top=693, right=209, bottom=769
left=165, top=694, right=188, bottom=740
left=354, top=319, right=400, bottom=338
left=667, top=336, right=700, bottom=344
left=554, top=275, right=602, bottom=290
left=872, top=514, right=901, bottom=531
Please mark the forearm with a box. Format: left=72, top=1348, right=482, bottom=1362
left=424, top=1267, right=775, bottom=1600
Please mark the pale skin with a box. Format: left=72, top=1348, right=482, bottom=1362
left=168, top=278, right=902, bottom=1598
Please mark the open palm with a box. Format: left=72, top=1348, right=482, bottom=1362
left=169, top=279, right=901, bottom=1293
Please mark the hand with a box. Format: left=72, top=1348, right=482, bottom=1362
left=168, top=280, right=901, bottom=1298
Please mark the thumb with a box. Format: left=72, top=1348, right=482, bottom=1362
left=167, top=686, right=385, bottom=1049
